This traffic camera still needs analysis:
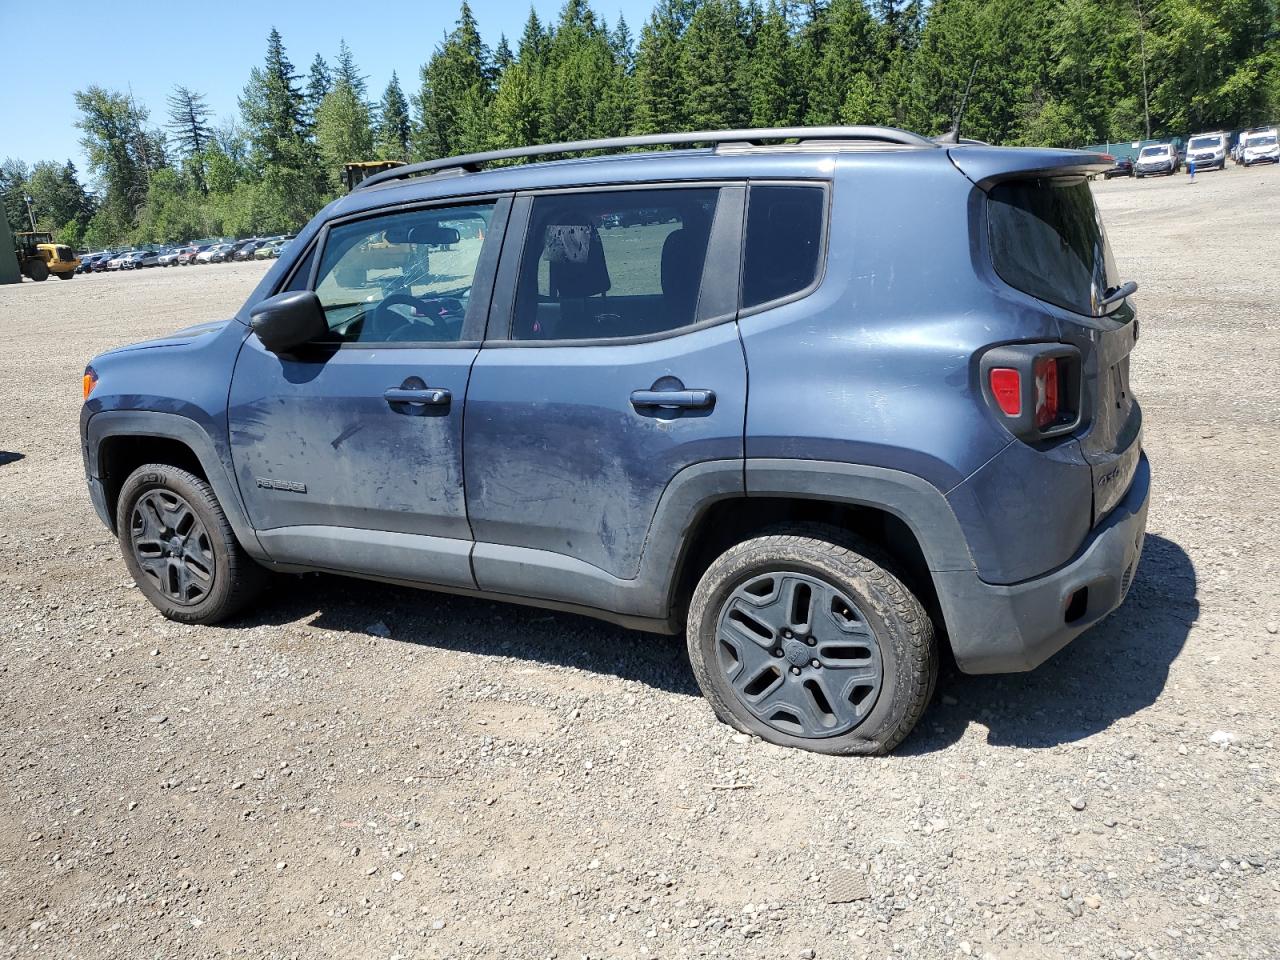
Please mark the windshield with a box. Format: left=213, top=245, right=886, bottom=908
left=988, top=177, right=1122, bottom=317
left=1188, top=136, right=1220, bottom=150
left=1139, top=146, right=1169, bottom=158
left=1250, top=134, right=1277, bottom=147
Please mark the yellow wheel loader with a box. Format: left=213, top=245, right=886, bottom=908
left=15, top=232, right=79, bottom=281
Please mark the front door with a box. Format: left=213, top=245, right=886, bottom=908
left=464, top=185, right=747, bottom=598
left=229, top=197, right=508, bottom=588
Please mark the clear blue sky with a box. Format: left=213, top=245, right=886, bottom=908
left=0, top=0, right=655, bottom=180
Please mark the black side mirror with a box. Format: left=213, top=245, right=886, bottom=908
left=250, top=291, right=328, bottom=354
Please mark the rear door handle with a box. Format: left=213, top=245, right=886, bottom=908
left=629, top=388, right=716, bottom=410
left=384, top=387, right=451, bottom=406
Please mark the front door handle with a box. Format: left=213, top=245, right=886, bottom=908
left=384, top=386, right=451, bottom=406
left=630, top=388, right=716, bottom=410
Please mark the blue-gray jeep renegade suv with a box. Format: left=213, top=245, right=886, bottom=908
left=80, top=127, right=1149, bottom=754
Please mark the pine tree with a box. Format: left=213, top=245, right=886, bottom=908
left=375, top=72, right=412, bottom=161
left=333, top=39, right=368, bottom=102
left=679, top=0, right=749, bottom=130
left=315, top=83, right=374, bottom=189
left=305, top=53, right=333, bottom=126
left=494, top=34, right=514, bottom=73
left=490, top=61, right=541, bottom=152
left=240, top=28, right=310, bottom=167
left=414, top=2, right=493, bottom=159
left=166, top=86, right=213, bottom=191
left=805, top=0, right=879, bottom=123
left=539, top=0, right=625, bottom=142
left=238, top=28, right=324, bottom=227
left=611, top=15, right=635, bottom=72
left=633, top=1, right=688, bottom=133
left=518, top=7, right=548, bottom=67
left=745, top=0, right=800, bottom=126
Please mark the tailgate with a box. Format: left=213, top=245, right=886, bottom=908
left=1058, top=309, right=1142, bottom=522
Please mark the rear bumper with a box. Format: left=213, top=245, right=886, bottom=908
left=937, top=451, right=1150, bottom=674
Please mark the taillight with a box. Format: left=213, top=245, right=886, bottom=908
left=1033, top=355, right=1060, bottom=428
left=83, top=367, right=98, bottom=400
left=980, top=345, right=1080, bottom=442
left=988, top=368, right=1022, bottom=416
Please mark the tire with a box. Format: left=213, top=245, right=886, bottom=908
left=116, top=463, right=266, bottom=624
left=26, top=260, right=49, bottom=281
left=56, top=271, right=73, bottom=280
left=686, top=526, right=937, bottom=756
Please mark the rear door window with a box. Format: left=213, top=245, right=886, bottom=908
left=987, top=177, right=1121, bottom=317
left=742, top=185, right=826, bottom=309
left=511, top=187, right=721, bottom=341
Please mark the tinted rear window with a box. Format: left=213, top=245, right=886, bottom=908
left=987, top=177, right=1120, bottom=316
left=742, top=185, right=826, bottom=308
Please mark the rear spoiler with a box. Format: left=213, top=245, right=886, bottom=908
left=947, top=146, right=1113, bottom=190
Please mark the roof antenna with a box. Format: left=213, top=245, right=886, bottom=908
left=935, top=61, right=978, bottom=145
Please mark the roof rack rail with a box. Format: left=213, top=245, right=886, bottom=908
left=354, top=125, right=934, bottom=191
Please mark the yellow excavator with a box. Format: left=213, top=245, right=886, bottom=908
left=14, top=232, right=79, bottom=281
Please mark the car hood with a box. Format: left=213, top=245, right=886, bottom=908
left=95, top=319, right=231, bottom=357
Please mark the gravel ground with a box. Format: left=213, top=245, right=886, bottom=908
left=1, top=166, right=1278, bottom=960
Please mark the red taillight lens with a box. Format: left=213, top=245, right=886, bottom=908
left=989, top=367, right=1021, bottom=416
left=1033, top=356, right=1060, bottom=428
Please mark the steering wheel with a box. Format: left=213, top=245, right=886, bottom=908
left=368, top=293, right=465, bottom=342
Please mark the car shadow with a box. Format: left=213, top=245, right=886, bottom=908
left=230, top=572, right=702, bottom=698
left=0, top=451, right=24, bottom=466
left=902, top=533, right=1196, bottom=753
left=227, top=533, right=1193, bottom=750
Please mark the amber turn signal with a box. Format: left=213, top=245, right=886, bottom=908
left=83, top=368, right=98, bottom=400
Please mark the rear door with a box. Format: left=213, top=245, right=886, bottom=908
left=228, top=197, right=509, bottom=587
left=463, top=184, right=747, bottom=593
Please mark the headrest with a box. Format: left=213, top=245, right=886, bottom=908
left=545, top=222, right=611, bottom=298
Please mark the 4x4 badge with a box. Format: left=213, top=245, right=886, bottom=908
left=256, top=477, right=307, bottom=494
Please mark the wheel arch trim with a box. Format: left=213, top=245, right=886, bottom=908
left=84, top=410, right=267, bottom=559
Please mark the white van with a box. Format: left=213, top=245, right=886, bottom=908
left=1185, top=132, right=1228, bottom=171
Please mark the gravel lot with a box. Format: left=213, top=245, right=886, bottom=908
left=2, top=166, right=1278, bottom=960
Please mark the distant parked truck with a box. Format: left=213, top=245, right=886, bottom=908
left=1185, top=132, right=1228, bottom=172
left=13, top=231, right=79, bottom=281
left=1242, top=128, right=1279, bottom=166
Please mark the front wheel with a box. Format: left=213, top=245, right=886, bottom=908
left=686, top=527, right=936, bottom=755
left=116, top=464, right=267, bottom=624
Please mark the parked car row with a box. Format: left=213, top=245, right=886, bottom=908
left=1103, top=126, right=1278, bottom=180
left=75, top=237, right=294, bottom=274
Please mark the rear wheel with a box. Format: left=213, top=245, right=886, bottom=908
left=26, top=260, right=49, bottom=281
left=686, top=527, right=937, bottom=755
left=116, top=464, right=266, bottom=624
left=56, top=271, right=74, bottom=280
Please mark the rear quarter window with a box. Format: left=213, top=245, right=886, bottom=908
left=987, top=177, right=1120, bottom=317
left=742, top=185, right=826, bottom=309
